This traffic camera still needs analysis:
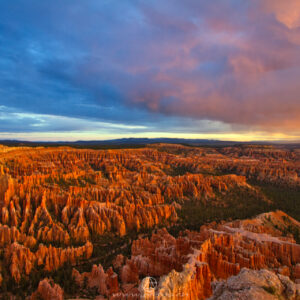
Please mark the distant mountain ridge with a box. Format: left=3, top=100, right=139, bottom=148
left=0, top=138, right=299, bottom=148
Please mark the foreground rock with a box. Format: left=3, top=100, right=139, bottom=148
left=209, top=268, right=300, bottom=300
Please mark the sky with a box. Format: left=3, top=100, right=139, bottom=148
left=0, top=0, right=300, bottom=142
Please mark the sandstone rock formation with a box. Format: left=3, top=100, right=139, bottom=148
left=29, top=278, right=64, bottom=300
left=5, top=241, right=93, bottom=282
left=65, top=211, right=300, bottom=299
left=0, top=146, right=262, bottom=285
left=72, top=264, right=119, bottom=297
left=0, top=144, right=299, bottom=299
left=135, top=211, right=300, bottom=299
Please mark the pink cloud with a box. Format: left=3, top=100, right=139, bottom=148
left=114, top=1, right=300, bottom=133
left=261, top=0, right=300, bottom=29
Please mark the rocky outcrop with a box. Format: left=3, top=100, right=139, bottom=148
left=40, top=210, right=300, bottom=299
left=136, top=211, right=300, bottom=299
left=5, top=241, right=93, bottom=282
left=209, top=268, right=300, bottom=300
left=0, top=145, right=261, bottom=291
left=0, top=146, right=274, bottom=250
left=0, top=144, right=299, bottom=298
left=72, top=264, right=119, bottom=297
left=141, top=257, right=212, bottom=300
left=215, top=146, right=300, bottom=186
left=29, top=278, right=64, bottom=300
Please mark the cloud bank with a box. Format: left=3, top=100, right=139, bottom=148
left=0, top=0, right=299, bottom=140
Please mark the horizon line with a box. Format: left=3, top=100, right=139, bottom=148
left=0, top=137, right=299, bottom=145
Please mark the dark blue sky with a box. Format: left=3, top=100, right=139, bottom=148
left=0, top=0, right=300, bottom=141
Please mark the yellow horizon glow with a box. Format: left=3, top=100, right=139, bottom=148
left=0, top=131, right=299, bottom=142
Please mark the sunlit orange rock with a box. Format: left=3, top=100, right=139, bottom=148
left=0, top=144, right=299, bottom=299
left=5, top=241, right=93, bottom=282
